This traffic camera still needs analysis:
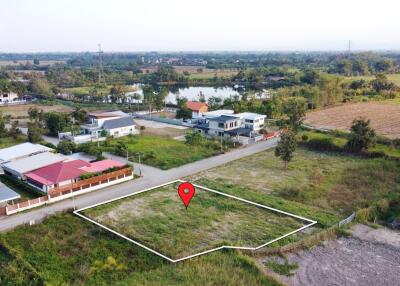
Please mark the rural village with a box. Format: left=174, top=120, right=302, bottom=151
left=1, top=1, right=400, bottom=285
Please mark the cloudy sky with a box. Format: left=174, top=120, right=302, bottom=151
left=1, top=0, right=399, bottom=52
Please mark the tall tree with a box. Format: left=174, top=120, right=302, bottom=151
left=282, top=97, right=307, bottom=132
left=275, top=129, right=296, bottom=169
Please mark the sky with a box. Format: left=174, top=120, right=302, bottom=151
left=1, top=0, right=400, bottom=52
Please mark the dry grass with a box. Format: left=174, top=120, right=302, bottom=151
left=304, top=102, right=400, bottom=139
left=0, top=103, right=72, bottom=119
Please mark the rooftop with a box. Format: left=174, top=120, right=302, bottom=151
left=186, top=101, right=208, bottom=112
left=0, top=143, right=52, bottom=164
left=25, top=160, right=90, bottom=185
left=103, top=116, right=136, bottom=130
left=202, top=109, right=234, bottom=118
left=3, top=152, right=67, bottom=175
left=80, top=159, right=125, bottom=173
left=233, top=112, right=266, bottom=120
left=88, top=110, right=129, bottom=118
left=0, top=182, right=20, bottom=203
left=209, top=115, right=240, bottom=123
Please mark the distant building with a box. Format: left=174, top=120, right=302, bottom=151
left=232, top=112, right=266, bottom=132
left=186, top=101, right=208, bottom=119
left=59, top=110, right=139, bottom=144
left=0, top=92, right=18, bottom=103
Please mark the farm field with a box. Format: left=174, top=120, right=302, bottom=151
left=304, top=102, right=400, bottom=139
left=99, top=135, right=222, bottom=169
left=63, top=85, right=138, bottom=97
left=0, top=60, right=66, bottom=66
left=82, top=181, right=309, bottom=260
left=173, top=66, right=239, bottom=79
left=0, top=213, right=281, bottom=286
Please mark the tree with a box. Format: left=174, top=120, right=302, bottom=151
left=282, top=97, right=307, bottom=132
left=0, top=113, right=7, bottom=137
left=28, top=78, right=54, bottom=99
left=28, top=107, right=43, bottom=123
left=175, top=96, right=192, bottom=120
left=371, top=74, right=396, bottom=92
left=71, top=107, right=88, bottom=124
left=27, top=122, right=43, bottom=143
left=110, top=84, right=127, bottom=103
left=44, top=112, right=71, bottom=136
left=185, top=130, right=204, bottom=145
left=57, top=141, right=76, bottom=155
left=142, top=85, right=156, bottom=113
left=8, top=120, right=22, bottom=139
left=154, top=87, right=168, bottom=111
left=345, top=118, right=376, bottom=152
left=275, top=129, right=296, bottom=169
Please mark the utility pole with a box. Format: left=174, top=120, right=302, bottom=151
left=348, top=40, right=352, bottom=54
left=97, top=44, right=105, bottom=86
left=136, top=152, right=142, bottom=177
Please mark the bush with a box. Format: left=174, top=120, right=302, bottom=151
left=57, top=141, right=76, bottom=155
left=303, top=137, right=341, bottom=152
left=301, top=134, right=308, bottom=141
left=140, top=126, right=145, bottom=131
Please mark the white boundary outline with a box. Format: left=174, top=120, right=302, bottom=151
left=74, top=179, right=317, bottom=263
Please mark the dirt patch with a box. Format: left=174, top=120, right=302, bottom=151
left=304, top=102, right=400, bottom=139
left=259, top=224, right=400, bottom=286
left=0, top=103, right=72, bottom=118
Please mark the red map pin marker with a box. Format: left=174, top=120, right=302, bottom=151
left=177, top=182, right=195, bottom=209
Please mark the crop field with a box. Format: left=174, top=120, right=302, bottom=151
left=345, top=73, right=400, bottom=87
left=80, top=181, right=311, bottom=261
left=304, top=102, right=400, bottom=139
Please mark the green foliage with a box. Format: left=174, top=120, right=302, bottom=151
left=275, top=130, right=297, bottom=169
left=56, top=141, right=76, bottom=155
left=175, top=96, right=192, bottom=119
left=282, top=97, right=307, bottom=131
left=43, top=112, right=71, bottom=136
left=345, top=118, right=377, bottom=152
left=185, top=130, right=204, bottom=145
left=27, top=122, right=43, bottom=143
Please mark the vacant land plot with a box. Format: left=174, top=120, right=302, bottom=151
left=0, top=103, right=72, bottom=119
left=134, top=118, right=188, bottom=138
left=104, top=135, right=221, bottom=169
left=346, top=73, right=400, bottom=87
left=0, top=213, right=281, bottom=286
left=304, top=102, right=400, bottom=139
left=81, top=181, right=310, bottom=261
left=191, top=148, right=400, bottom=216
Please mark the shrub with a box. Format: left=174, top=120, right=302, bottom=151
left=301, top=134, right=308, bottom=141
left=304, top=137, right=341, bottom=152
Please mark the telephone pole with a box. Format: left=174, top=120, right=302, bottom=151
left=97, top=44, right=105, bottom=86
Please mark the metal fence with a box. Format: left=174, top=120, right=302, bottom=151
left=338, top=212, right=356, bottom=228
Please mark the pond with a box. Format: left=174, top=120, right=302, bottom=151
left=126, top=84, right=270, bottom=105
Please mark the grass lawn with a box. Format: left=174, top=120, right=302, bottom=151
left=0, top=213, right=282, bottom=286
left=103, top=135, right=222, bottom=169
left=83, top=182, right=307, bottom=260
left=191, top=146, right=400, bottom=216
left=63, top=85, right=138, bottom=97
left=300, top=130, right=400, bottom=158
left=0, top=136, right=26, bottom=149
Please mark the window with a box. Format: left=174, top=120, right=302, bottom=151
left=218, top=123, right=224, bottom=128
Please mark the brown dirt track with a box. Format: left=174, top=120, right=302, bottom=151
left=304, top=102, right=400, bottom=139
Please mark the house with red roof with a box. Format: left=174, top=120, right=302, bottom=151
left=186, top=101, right=208, bottom=119
left=25, top=159, right=125, bottom=193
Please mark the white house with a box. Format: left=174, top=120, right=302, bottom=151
left=233, top=112, right=266, bottom=132
left=59, top=110, right=139, bottom=143
left=0, top=92, right=19, bottom=104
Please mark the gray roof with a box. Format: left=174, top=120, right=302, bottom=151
left=3, top=152, right=67, bottom=175
left=103, top=116, right=135, bottom=130
left=209, top=115, right=239, bottom=123
left=0, top=182, right=20, bottom=203
left=0, top=143, right=52, bottom=164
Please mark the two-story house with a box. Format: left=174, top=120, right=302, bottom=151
left=233, top=112, right=266, bottom=132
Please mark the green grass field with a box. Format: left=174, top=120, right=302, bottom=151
left=0, top=214, right=281, bottom=286
left=83, top=182, right=307, bottom=260
left=344, top=73, right=400, bottom=87
left=103, top=135, right=222, bottom=169
left=63, top=85, right=138, bottom=97
left=192, top=146, right=400, bottom=217
left=0, top=136, right=26, bottom=149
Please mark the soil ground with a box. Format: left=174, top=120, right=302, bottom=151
left=304, top=102, right=400, bottom=139
left=0, top=103, right=72, bottom=120
left=259, top=224, right=400, bottom=286
left=134, top=118, right=188, bottom=137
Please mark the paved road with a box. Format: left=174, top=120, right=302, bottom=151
left=0, top=138, right=278, bottom=232
left=6, top=125, right=60, bottom=146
